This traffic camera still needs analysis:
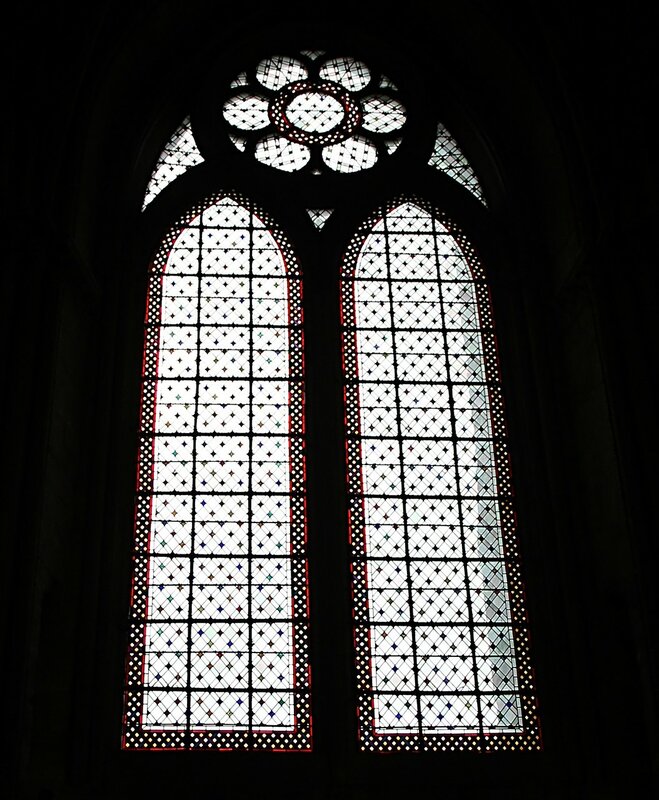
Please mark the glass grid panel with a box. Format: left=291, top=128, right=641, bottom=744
left=123, top=195, right=311, bottom=751
left=428, top=123, right=486, bottom=205
left=143, top=118, right=203, bottom=210
left=307, top=209, right=333, bottom=230
left=341, top=200, right=539, bottom=752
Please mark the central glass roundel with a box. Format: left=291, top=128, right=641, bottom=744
left=268, top=80, right=361, bottom=147
left=285, top=92, right=345, bottom=133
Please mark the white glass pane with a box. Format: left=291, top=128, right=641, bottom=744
left=429, top=123, right=486, bottom=205
left=322, top=136, right=378, bottom=173
left=255, top=135, right=310, bottom=172
left=256, top=55, right=308, bottom=90
left=143, top=118, right=203, bottom=209
left=361, top=95, right=406, bottom=134
left=319, top=56, right=371, bottom=90
left=223, top=93, right=270, bottom=130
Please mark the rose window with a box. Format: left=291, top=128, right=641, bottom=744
left=223, top=52, right=407, bottom=174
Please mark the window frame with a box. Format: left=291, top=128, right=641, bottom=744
left=104, top=41, right=550, bottom=796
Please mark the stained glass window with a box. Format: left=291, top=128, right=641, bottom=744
left=130, top=44, right=541, bottom=758
left=341, top=200, right=539, bottom=751
left=223, top=52, right=406, bottom=174
left=123, top=195, right=311, bottom=751
left=429, top=123, right=486, bottom=205
left=143, top=118, right=204, bottom=209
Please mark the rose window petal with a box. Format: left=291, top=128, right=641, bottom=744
left=255, top=134, right=310, bottom=172
left=223, top=93, right=270, bottom=130
left=256, top=56, right=309, bottom=91
left=319, top=57, right=371, bottom=91
left=361, top=95, right=407, bottom=134
left=322, top=136, right=378, bottom=173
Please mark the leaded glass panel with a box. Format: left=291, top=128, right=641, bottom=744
left=341, top=200, right=539, bottom=752
left=143, top=118, right=203, bottom=210
left=123, top=195, right=311, bottom=751
left=428, top=123, right=486, bottom=205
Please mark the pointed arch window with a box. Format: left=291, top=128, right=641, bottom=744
left=341, top=200, right=539, bottom=751
left=123, top=195, right=311, bottom=750
left=124, top=47, right=540, bottom=755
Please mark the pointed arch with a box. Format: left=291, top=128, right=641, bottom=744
left=123, top=194, right=311, bottom=751
left=340, top=200, right=539, bottom=751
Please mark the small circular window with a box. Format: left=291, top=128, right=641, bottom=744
left=223, top=51, right=406, bottom=174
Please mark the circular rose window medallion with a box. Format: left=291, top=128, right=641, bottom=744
left=222, top=52, right=406, bottom=173
left=285, top=92, right=345, bottom=132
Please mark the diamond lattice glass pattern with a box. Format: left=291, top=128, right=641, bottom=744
left=341, top=201, right=539, bottom=752
left=429, top=123, right=486, bottom=205
left=123, top=195, right=311, bottom=751
left=143, top=118, right=204, bottom=210
left=285, top=92, right=345, bottom=132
